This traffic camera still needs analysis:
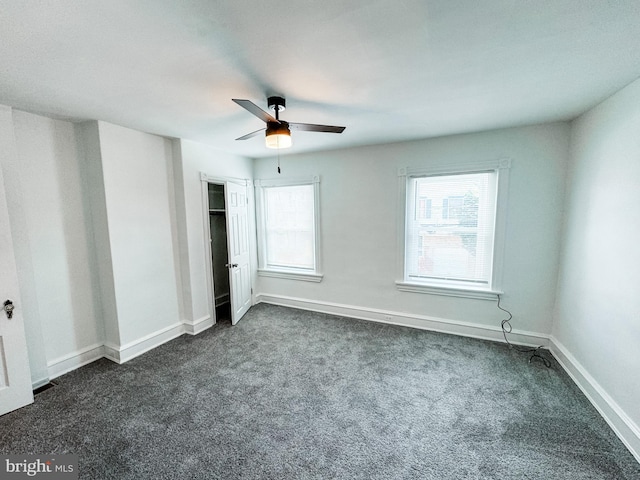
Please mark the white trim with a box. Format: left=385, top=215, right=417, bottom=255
left=396, top=170, right=408, bottom=288
left=397, top=158, right=511, bottom=294
left=491, top=164, right=510, bottom=291
left=258, top=269, right=323, bottom=282
left=106, top=322, right=185, bottom=364
left=254, top=293, right=547, bottom=347
left=117, top=322, right=184, bottom=364
left=31, top=377, right=51, bottom=390
left=254, top=175, right=322, bottom=278
left=183, top=314, right=214, bottom=336
left=201, top=175, right=253, bottom=327
left=313, top=175, right=323, bottom=276
left=549, top=336, right=640, bottom=463
left=46, top=318, right=213, bottom=369
left=254, top=175, right=320, bottom=187
left=200, top=172, right=248, bottom=186
left=201, top=176, right=216, bottom=326
left=395, top=281, right=502, bottom=300
left=103, top=343, right=120, bottom=363
left=47, top=343, right=106, bottom=380
left=401, top=157, right=511, bottom=177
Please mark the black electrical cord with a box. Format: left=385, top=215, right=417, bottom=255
left=498, top=294, right=551, bottom=368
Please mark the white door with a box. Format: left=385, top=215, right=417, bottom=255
left=225, top=181, right=252, bottom=325
left=0, top=164, right=33, bottom=416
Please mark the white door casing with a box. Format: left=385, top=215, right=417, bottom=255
left=225, top=181, right=252, bottom=325
left=0, top=163, right=33, bottom=416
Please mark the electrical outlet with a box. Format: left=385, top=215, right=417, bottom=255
left=383, top=314, right=393, bottom=321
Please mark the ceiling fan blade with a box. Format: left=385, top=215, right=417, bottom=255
left=235, top=128, right=265, bottom=140
left=289, top=122, right=345, bottom=134
left=232, top=99, right=279, bottom=123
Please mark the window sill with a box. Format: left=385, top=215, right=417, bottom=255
left=258, top=269, right=323, bottom=283
left=395, top=281, right=502, bottom=300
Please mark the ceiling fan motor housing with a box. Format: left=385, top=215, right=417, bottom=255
left=268, top=96, right=286, bottom=113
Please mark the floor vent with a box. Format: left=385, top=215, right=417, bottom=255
left=33, top=381, right=57, bottom=395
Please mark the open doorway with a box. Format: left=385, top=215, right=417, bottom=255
left=208, top=183, right=231, bottom=324
left=202, top=176, right=252, bottom=326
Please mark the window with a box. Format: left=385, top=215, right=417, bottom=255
left=255, top=176, right=322, bottom=282
left=397, top=160, right=509, bottom=299
left=264, top=184, right=315, bottom=270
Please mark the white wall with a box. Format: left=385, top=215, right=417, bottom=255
left=552, top=78, right=640, bottom=459
left=1, top=92, right=638, bottom=463
left=0, top=106, right=47, bottom=387
left=96, top=122, right=181, bottom=348
left=2, top=110, right=256, bottom=379
left=174, top=140, right=254, bottom=329
left=77, top=121, right=118, bottom=351
left=254, top=123, right=570, bottom=341
left=4, top=111, right=103, bottom=384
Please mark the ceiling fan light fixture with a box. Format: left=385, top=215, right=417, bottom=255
left=265, top=122, right=292, bottom=149
left=233, top=97, right=344, bottom=148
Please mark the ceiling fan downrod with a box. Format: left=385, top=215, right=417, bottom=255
left=267, top=96, right=286, bottom=121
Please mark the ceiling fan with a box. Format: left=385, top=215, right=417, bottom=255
left=232, top=96, right=345, bottom=149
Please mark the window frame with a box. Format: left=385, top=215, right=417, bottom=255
left=254, top=175, right=323, bottom=282
left=396, top=159, right=511, bottom=300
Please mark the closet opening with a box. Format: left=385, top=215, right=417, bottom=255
left=208, top=183, right=231, bottom=324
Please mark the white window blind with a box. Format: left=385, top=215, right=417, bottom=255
left=264, top=184, right=316, bottom=271
left=405, top=171, right=497, bottom=287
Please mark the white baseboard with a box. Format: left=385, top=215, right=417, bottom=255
left=549, top=336, right=640, bottom=463
left=106, top=322, right=185, bottom=364
left=103, top=343, right=120, bottom=363
left=183, top=314, right=214, bottom=335
left=43, top=316, right=214, bottom=378
left=47, top=343, right=105, bottom=380
left=254, top=293, right=548, bottom=348
left=31, top=376, right=51, bottom=390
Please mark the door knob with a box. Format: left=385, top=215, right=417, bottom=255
left=225, top=263, right=239, bottom=268
left=3, top=300, right=14, bottom=319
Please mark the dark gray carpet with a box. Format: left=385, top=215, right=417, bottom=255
left=1, top=304, right=638, bottom=479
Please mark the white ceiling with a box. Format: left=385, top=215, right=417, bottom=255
left=1, top=0, right=640, bottom=158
